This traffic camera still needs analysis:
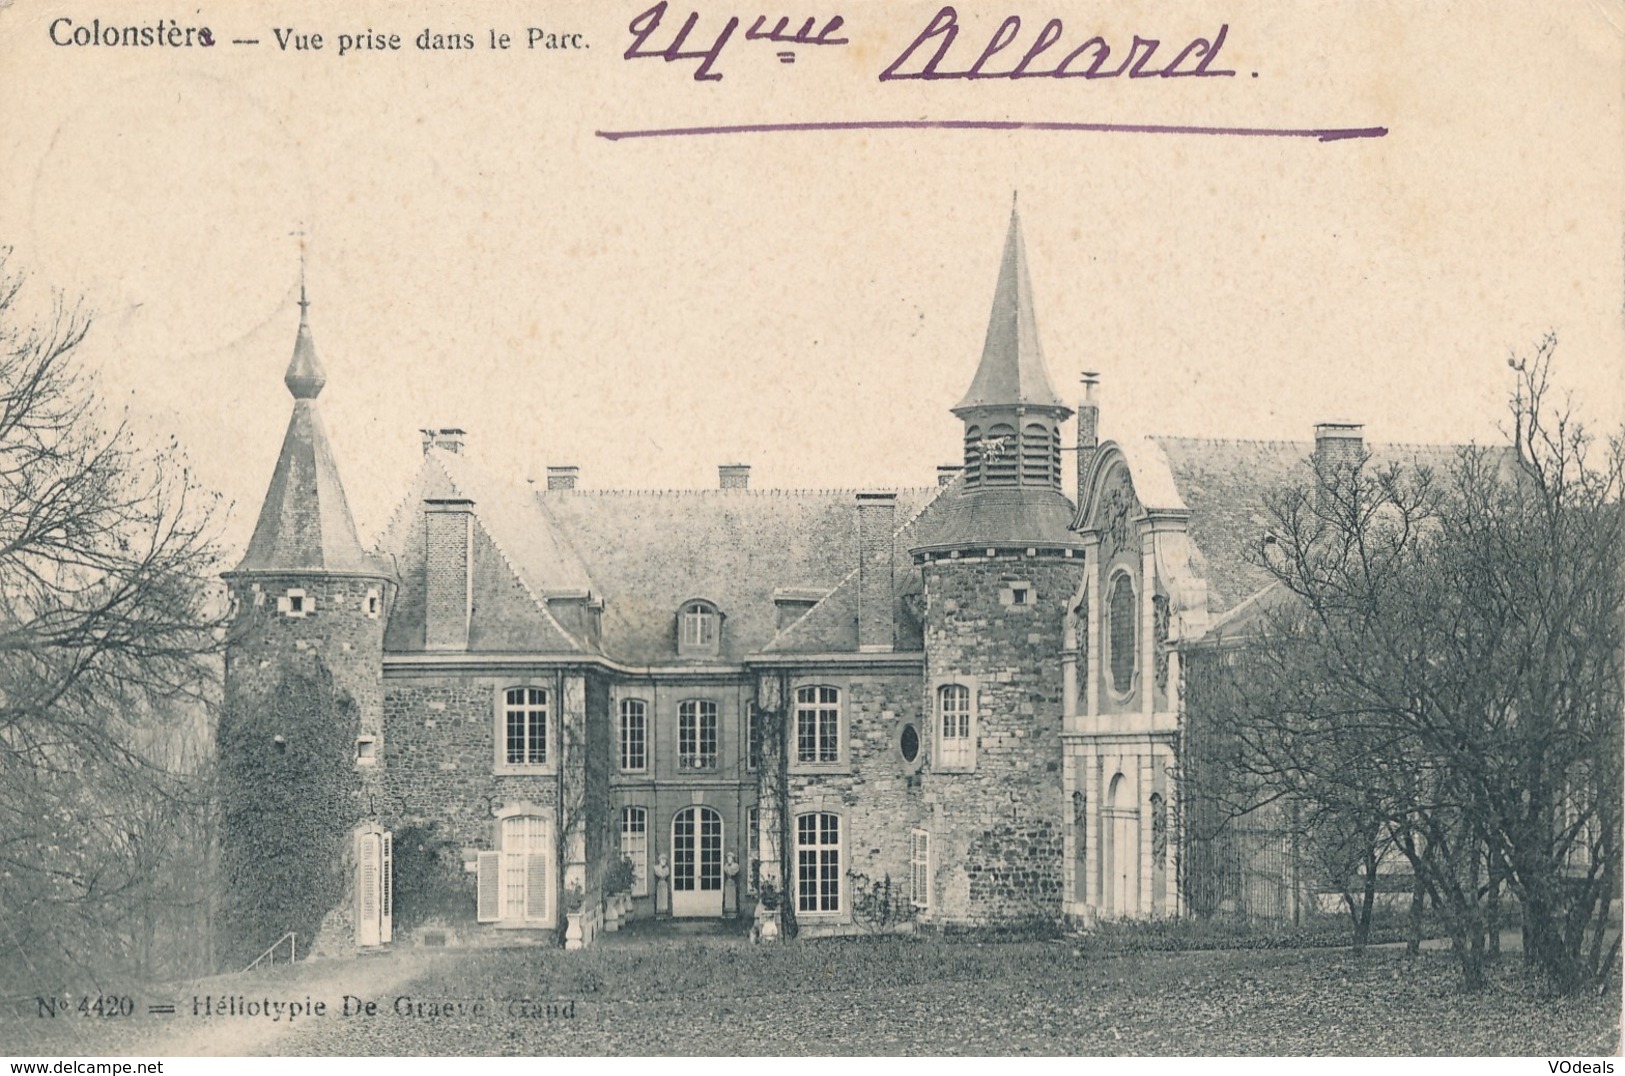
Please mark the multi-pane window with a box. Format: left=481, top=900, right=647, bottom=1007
left=500, top=814, right=549, bottom=922
left=796, top=812, right=841, bottom=914
left=621, top=806, right=649, bottom=896
left=938, top=684, right=972, bottom=768
left=1108, top=573, right=1137, bottom=694
left=679, top=601, right=719, bottom=653
left=795, top=686, right=840, bottom=765
left=678, top=699, right=718, bottom=770
left=909, top=829, right=931, bottom=910
left=747, top=806, right=761, bottom=895
left=619, top=699, right=647, bottom=772
left=747, top=708, right=763, bottom=771
left=504, top=687, right=548, bottom=766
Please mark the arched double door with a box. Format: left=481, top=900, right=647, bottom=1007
left=671, top=805, right=724, bottom=917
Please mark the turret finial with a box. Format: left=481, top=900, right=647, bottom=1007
left=284, top=230, right=326, bottom=400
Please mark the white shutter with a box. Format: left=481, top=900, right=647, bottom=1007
left=524, top=853, right=549, bottom=923
left=910, top=829, right=931, bottom=910
left=380, top=832, right=394, bottom=944
left=356, top=832, right=380, bottom=947
left=475, top=850, right=501, bottom=923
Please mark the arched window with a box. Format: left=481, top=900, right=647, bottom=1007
left=1108, top=573, right=1137, bottom=695
left=1151, top=793, right=1167, bottom=869
left=621, top=806, right=649, bottom=896
left=963, top=425, right=983, bottom=487
left=937, top=684, right=973, bottom=769
left=678, top=600, right=721, bottom=655
left=503, top=687, right=548, bottom=766
left=618, top=699, right=647, bottom=772
left=794, top=686, right=841, bottom=765
left=678, top=699, right=718, bottom=770
left=796, top=811, right=841, bottom=914
left=984, top=423, right=1018, bottom=486
left=1021, top=423, right=1053, bottom=487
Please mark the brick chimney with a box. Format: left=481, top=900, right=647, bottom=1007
left=936, top=464, right=962, bottom=487
left=1313, top=422, right=1364, bottom=476
left=421, top=428, right=466, bottom=455
left=546, top=465, right=579, bottom=491
left=1077, top=373, right=1100, bottom=495
left=424, top=498, right=474, bottom=650
left=1313, top=423, right=1365, bottom=510
left=856, top=492, right=897, bottom=652
left=719, top=464, right=750, bottom=490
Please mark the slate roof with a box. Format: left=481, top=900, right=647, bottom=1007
left=909, top=484, right=1080, bottom=552
left=374, top=448, right=938, bottom=663
left=1151, top=437, right=1496, bottom=614
left=953, top=205, right=1068, bottom=415
left=541, top=485, right=937, bottom=663
left=233, top=312, right=386, bottom=577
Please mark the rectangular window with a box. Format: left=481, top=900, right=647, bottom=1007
left=747, top=708, right=762, bottom=771
left=621, top=807, right=649, bottom=897
left=619, top=699, right=647, bottom=772
left=747, top=806, right=760, bottom=895
left=795, top=686, right=840, bottom=765
left=797, top=812, right=840, bottom=914
left=504, top=687, right=548, bottom=766
left=678, top=700, right=718, bottom=770
left=938, top=684, right=973, bottom=769
left=910, top=829, right=931, bottom=910
left=498, top=814, right=549, bottom=923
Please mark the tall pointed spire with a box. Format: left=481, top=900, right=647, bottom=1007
left=232, top=278, right=380, bottom=576
left=954, top=198, right=1067, bottom=414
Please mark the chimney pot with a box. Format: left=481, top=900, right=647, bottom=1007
left=719, top=463, right=751, bottom=490
left=423, top=427, right=466, bottom=455
left=546, top=465, right=580, bottom=491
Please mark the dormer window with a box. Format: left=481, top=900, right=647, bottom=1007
left=678, top=600, right=721, bottom=656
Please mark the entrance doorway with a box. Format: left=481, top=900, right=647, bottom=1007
left=1102, top=773, right=1140, bottom=917
left=671, top=805, right=724, bottom=917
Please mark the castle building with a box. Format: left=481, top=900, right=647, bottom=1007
left=220, top=207, right=1454, bottom=953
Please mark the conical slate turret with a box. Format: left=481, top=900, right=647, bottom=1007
left=954, top=201, right=1068, bottom=416
left=233, top=293, right=379, bottom=575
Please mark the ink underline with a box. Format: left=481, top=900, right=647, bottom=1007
left=596, top=119, right=1388, bottom=144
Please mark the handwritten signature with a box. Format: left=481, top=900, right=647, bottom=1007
left=881, top=7, right=1233, bottom=80
left=625, top=2, right=847, bottom=81
left=622, top=4, right=1233, bottom=83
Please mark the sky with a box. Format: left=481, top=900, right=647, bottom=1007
left=0, top=0, right=1620, bottom=557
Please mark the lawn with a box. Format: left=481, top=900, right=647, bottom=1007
left=5, top=935, right=1618, bottom=1056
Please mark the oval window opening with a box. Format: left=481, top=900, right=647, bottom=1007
left=899, top=723, right=920, bottom=763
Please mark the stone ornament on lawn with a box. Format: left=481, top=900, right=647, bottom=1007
left=652, top=855, right=671, bottom=919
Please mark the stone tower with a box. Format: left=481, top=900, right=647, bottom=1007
left=218, top=287, right=397, bottom=963
left=911, top=204, right=1083, bottom=925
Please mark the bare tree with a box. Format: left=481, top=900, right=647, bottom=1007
left=1190, top=335, right=1621, bottom=993
left=0, top=253, right=224, bottom=991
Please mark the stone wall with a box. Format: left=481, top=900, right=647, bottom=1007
left=780, top=668, right=926, bottom=933
left=920, top=554, right=1080, bottom=924
left=221, top=572, right=395, bottom=963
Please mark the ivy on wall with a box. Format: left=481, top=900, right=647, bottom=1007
left=389, top=822, right=467, bottom=934
left=217, top=660, right=360, bottom=968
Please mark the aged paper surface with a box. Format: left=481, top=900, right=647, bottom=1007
left=0, top=0, right=1620, bottom=1062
